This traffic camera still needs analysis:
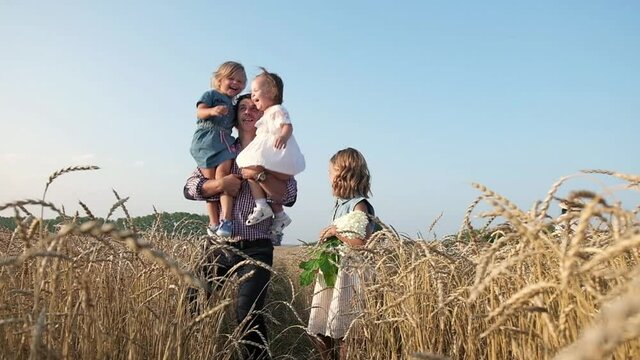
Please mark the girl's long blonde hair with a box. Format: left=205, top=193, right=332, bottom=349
left=330, top=148, right=372, bottom=199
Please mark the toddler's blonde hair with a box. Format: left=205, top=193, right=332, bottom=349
left=211, top=61, right=246, bottom=90
left=330, top=148, right=372, bottom=199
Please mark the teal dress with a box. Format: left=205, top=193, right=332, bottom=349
left=190, top=90, right=237, bottom=168
left=307, top=196, right=374, bottom=338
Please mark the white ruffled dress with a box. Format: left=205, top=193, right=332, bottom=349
left=236, top=104, right=305, bottom=176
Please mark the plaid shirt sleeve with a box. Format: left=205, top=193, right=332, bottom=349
left=183, top=168, right=209, bottom=201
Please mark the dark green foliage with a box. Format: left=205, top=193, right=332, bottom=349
left=0, top=217, right=14, bottom=230
left=299, top=237, right=341, bottom=287
left=0, top=212, right=210, bottom=236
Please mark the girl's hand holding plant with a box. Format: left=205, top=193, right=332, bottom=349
left=318, top=225, right=337, bottom=243
left=299, top=211, right=369, bottom=287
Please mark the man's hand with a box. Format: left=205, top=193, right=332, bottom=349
left=220, top=174, right=242, bottom=196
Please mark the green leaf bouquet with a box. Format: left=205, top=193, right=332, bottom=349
left=299, top=236, right=341, bottom=287
left=299, top=210, right=370, bottom=288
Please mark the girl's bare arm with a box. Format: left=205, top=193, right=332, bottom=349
left=196, top=103, right=228, bottom=120
left=274, top=123, right=293, bottom=149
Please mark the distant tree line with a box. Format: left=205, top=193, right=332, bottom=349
left=0, top=212, right=210, bottom=237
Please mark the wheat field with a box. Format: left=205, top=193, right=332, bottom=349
left=1, top=167, right=639, bottom=359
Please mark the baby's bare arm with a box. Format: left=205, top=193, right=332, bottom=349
left=274, top=123, right=293, bottom=149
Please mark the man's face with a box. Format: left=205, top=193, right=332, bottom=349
left=237, top=98, right=262, bottom=132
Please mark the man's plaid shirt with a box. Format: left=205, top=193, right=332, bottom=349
left=183, top=162, right=298, bottom=244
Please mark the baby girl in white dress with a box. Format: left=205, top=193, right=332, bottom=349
left=236, top=67, right=305, bottom=235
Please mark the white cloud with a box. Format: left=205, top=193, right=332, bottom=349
left=132, top=160, right=144, bottom=168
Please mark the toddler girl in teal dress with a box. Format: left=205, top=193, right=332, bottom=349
left=190, top=61, right=246, bottom=237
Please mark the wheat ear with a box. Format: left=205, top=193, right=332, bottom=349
left=42, top=165, right=99, bottom=200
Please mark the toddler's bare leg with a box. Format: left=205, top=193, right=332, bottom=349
left=200, top=167, right=219, bottom=226
left=216, top=160, right=234, bottom=220
left=247, top=179, right=266, bottom=201
left=243, top=165, right=276, bottom=226
left=262, top=171, right=292, bottom=235
left=260, top=171, right=290, bottom=205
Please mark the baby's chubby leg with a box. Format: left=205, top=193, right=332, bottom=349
left=241, top=166, right=289, bottom=204
left=262, top=171, right=292, bottom=235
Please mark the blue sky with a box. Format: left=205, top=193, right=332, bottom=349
left=1, top=1, right=638, bottom=244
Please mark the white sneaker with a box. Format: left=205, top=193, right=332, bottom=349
left=206, top=224, right=218, bottom=237
left=245, top=206, right=274, bottom=226
left=270, top=213, right=292, bottom=235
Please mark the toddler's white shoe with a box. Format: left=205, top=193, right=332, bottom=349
left=206, top=224, right=218, bottom=237
left=270, top=213, right=292, bottom=235
left=245, top=206, right=274, bottom=226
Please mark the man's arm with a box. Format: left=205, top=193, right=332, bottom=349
left=240, top=168, right=297, bottom=206
left=183, top=169, right=242, bottom=201
left=281, top=177, right=297, bottom=207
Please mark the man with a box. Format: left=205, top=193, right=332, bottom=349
left=184, top=94, right=297, bottom=359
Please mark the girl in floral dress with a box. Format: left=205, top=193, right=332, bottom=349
left=306, top=148, right=375, bottom=360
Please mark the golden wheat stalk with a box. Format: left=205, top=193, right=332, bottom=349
left=0, top=199, right=65, bottom=218
left=78, top=201, right=96, bottom=220
left=472, top=183, right=524, bottom=217
left=561, top=198, right=601, bottom=287
left=537, top=175, right=572, bottom=220
left=554, top=278, right=640, bottom=360
left=458, top=195, right=483, bottom=242
left=29, top=307, right=47, bottom=360
left=186, top=299, right=233, bottom=328
left=427, top=211, right=443, bottom=238
left=64, top=221, right=209, bottom=291
left=105, top=197, right=130, bottom=221
left=9, top=208, right=30, bottom=247
left=579, top=233, right=640, bottom=273
left=0, top=249, right=72, bottom=266
left=581, top=169, right=640, bottom=185
left=412, top=352, right=451, bottom=360
left=482, top=282, right=556, bottom=337
left=42, top=165, right=100, bottom=200
left=18, top=204, right=33, bottom=217
left=470, top=251, right=546, bottom=301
